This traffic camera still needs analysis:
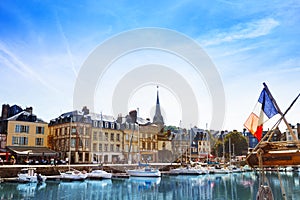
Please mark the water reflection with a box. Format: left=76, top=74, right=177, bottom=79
left=1, top=172, right=300, bottom=200
left=0, top=182, right=47, bottom=200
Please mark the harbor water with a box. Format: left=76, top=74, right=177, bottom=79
left=1, top=171, right=300, bottom=200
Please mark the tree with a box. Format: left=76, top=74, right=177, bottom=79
left=212, top=130, right=248, bottom=158
left=224, top=130, right=248, bottom=156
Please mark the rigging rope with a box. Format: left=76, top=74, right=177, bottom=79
left=277, top=168, right=287, bottom=200
left=256, top=149, right=274, bottom=200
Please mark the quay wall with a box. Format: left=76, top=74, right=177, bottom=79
left=0, top=163, right=179, bottom=178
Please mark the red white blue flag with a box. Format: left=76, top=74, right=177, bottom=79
left=244, top=88, right=279, bottom=141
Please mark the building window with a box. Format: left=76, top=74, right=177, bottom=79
left=93, top=143, right=97, bottom=152
left=12, top=136, right=18, bottom=145
left=85, top=139, right=90, bottom=149
left=152, top=143, right=156, bottom=150
left=55, top=129, right=59, bottom=137
left=99, top=143, right=102, bottom=151
left=36, top=126, right=44, bottom=134
left=147, top=142, right=151, bottom=150
left=105, top=122, right=109, bottom=129
left=93, top=132, right=97, bottom=140
left=105, top=132, right=108, bottom=141
left=110, top=133, right=114, bottom=141
left=19, top=137, right=28, bottom=145
left=71, top=127, right=76, bottom=134
left=116, top=144, right=120, bottom=152
left=15, top=125, right=29, bottom=133
left=71, top=138, right=76, bottom=148
left=142, top=142, right=145, bottom=149
left=99, top=132, right=103, bottom=141
left=93, top=121, right=97, bottom=127
left=104, top=144, right=108, bottom=152
left=111, top=123, right=115, bottom=129
left=35, top=138, right=44, bottom=146
left=116, top=133, right=120, bottom=142
left=110, top=144, right=114, bottom=152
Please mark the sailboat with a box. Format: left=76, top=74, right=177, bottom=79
left=125, top=109, right=161, bottom=177
left=245, top=83, right=300, bottom=168
left=59, top=116, right=87, bottom=181
left=87, top=113, right=112, bottom=180
left=127, top=162, right=161, bottom=177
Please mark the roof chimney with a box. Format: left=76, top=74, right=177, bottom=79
left=129, top=110, right=137, bottom=123
left=1, top=104, right=10, bottom=119
left=25, top=107, right=33, bottom=114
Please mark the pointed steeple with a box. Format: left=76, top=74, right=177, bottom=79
left=153, top=86, right=164, bottom=125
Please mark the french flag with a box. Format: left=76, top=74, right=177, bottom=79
left=244, top=88, right=279, bottom=141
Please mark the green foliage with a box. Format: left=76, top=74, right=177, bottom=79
left=224, top=130, right=248, bottom=156
left=164, top=125, right=179, bottom=133
left=212, top=130, right=248, bottom=158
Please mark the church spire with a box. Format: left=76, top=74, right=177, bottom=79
left=153, top=86, right=164, bottom=125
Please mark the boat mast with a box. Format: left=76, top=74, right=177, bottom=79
left=222, top=135, right=225, bottom=163
left=229, top=137, right=231, bottom=166
left=101, top=112, right=103, bottom=164
left=137, top=108, right=140, bottom=163
left=206, top=131, right=208, bottom=162
left=189, top=125, right=191, bottom=163
left=69, top=116, right=72, bottom=170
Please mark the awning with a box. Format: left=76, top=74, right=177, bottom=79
left=6, top=146, right=57, bottom=156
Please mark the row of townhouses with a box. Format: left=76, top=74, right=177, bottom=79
left=0, top=90, right=212, bottom=164
left=1, top=90, right=299, bottom=164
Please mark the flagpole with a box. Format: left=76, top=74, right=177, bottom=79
left=263, top=82, right=297, bottom=141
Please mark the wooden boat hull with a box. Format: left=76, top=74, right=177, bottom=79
left=247, top=143, right=300, bottom=167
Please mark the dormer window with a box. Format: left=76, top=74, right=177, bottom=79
left=105, top=122, right=109, bottom=129
left=93, top=121, right=97, bottom=127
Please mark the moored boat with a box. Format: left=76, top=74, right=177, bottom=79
left=245, top=83, right=300, bottom=168
left=246, top=141, right=300, bottom=167
left=18, top=168, right=47, bottom=183
left=211, top=166, right=231, bottom=174
left=169, top=166, right=207, bottom=175
left=127, top=166, right=161, bottom=177
left=60, top=168, right=88, bottom=181
left=87, top=169, right=112, bottom=179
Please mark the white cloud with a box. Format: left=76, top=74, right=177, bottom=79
left=200, top=18, right=280, bottom=46
left=0, top=41, right=57, bottom=92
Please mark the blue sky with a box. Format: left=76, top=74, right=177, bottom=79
left=1, top=0, right=300, bottom=131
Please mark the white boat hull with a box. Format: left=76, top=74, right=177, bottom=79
left=60, top=170, right=88, bottom=181
left=87, top=170, right=112, bottom=179
left=18, top=168, right=47, bottom=183
left=127, top=169, right=161, bottom=177
left=18, top=174, right=47, bottom=183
